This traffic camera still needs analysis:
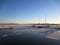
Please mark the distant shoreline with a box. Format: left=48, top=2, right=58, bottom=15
left=0, top=23, right=60, bottom=25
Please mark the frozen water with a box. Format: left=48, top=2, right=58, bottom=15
left=0, top=25, right=60, bottom=40
left=2, top=34, right=7, bottom=37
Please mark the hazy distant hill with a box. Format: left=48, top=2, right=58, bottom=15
left=0, top=23, right=19, bottom=25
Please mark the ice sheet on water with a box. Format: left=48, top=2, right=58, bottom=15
left=0, top=25, right=60, bottom=40
left=46, top=30, right=60, bottom=40
left=13, top=26, right=57, bottom=37
left=2, top=34, right=7, bottom=37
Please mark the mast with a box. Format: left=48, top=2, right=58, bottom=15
left=45, top=13, right=46, bottom=24
left=39, top=18, right=40, bottom=24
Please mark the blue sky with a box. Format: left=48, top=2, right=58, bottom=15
left=0, top=0, right=60, bottom=24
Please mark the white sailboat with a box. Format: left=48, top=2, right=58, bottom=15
left=32, top=14, right=50, bottom=28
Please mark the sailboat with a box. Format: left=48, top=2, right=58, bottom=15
left=32, top=14, right=50, bottom=28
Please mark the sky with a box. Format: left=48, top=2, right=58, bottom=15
left=0, top=0, right=60, bottom=24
